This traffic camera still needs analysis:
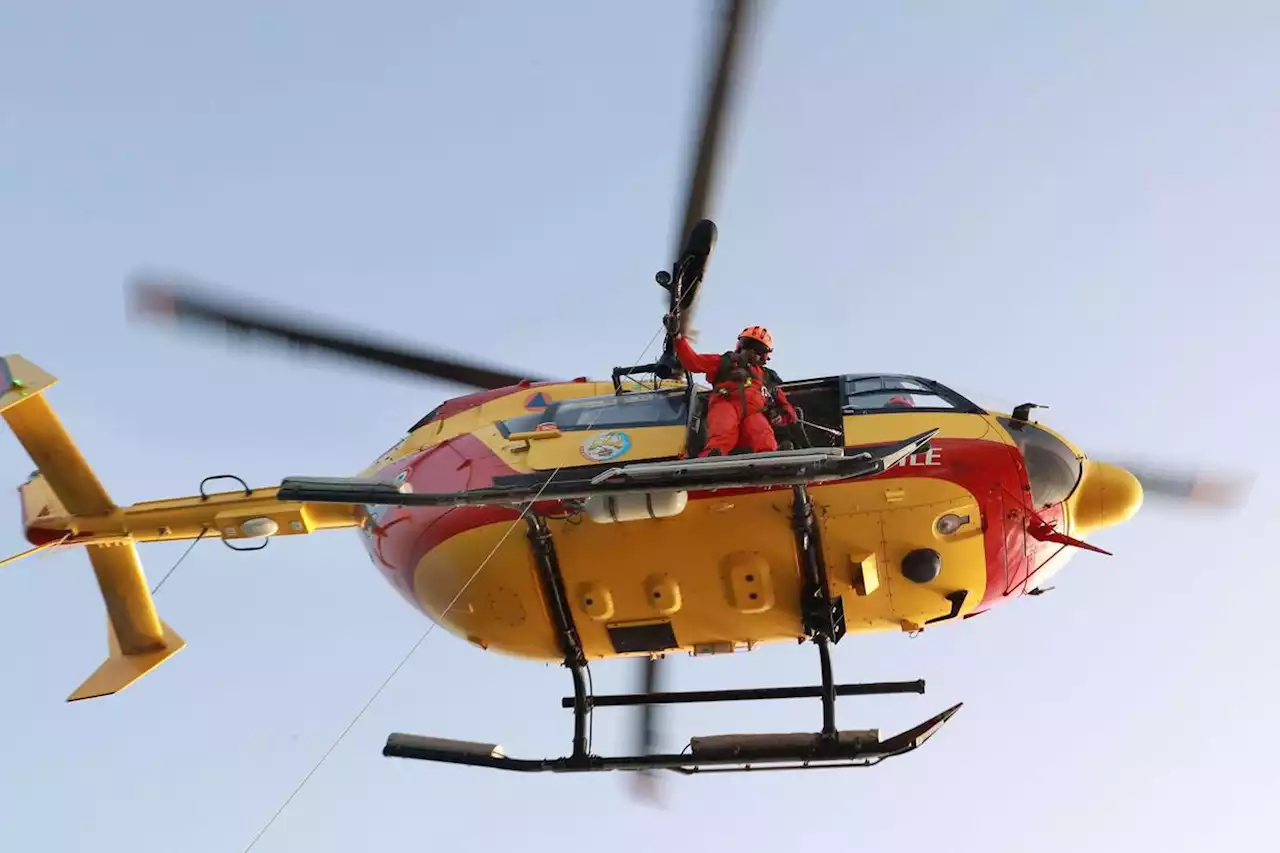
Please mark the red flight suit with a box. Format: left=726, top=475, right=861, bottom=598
left=674, top=336, right=798, bottom=456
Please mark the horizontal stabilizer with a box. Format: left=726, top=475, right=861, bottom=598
left=2, top=356, right=113, bottom=518
left=2, top=355, right=186, bottom=701
left=0, top=355, right=58, bottom=413
left=64, top=542, right=185, bottom=701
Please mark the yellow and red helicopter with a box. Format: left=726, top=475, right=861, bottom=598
left=1, top=0, right=1249, bottom=781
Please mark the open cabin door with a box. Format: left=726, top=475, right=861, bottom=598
left=775, top=376, right=846, bottom=449
left=501, top=390, right=691, bottom=472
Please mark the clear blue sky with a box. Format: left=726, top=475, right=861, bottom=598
left=3, top=1, right=1277, bottom=850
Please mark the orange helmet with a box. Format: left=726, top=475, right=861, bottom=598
left=738, top=326, right=773, bottom=351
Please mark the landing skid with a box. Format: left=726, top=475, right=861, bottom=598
left=383, top=660, right=961, bottom=775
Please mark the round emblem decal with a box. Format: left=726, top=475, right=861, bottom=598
left=580, top=430, right=632, bottom=462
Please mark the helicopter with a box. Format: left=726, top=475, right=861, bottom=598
left=1, top=0, right=1250, bottom=782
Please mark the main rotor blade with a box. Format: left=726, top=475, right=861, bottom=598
left=668, top=0, right=758, bottom=335
left=128, top=275, right=549, bottom=390
left=675, top=0, right=755, bottom=257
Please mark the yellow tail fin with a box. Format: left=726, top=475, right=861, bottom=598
left=2, top=354, right=184, bottom=701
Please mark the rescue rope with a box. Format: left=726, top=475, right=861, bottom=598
left=242, top=323, right=666, bottom=852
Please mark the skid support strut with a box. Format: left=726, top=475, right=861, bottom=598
left=791, top=482, right=845, bottom=738
left=522, top=512, right=591, bottom=761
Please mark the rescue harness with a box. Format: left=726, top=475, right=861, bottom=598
left=710, top=350, right=789, bottom=421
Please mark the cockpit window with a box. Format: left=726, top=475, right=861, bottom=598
left=996, top=418, right=1084, bottom=508
left=499, top=391, right=689, bottom=436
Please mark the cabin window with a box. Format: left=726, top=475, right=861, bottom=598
left=498, top=391, right=688, bottom=436
left=995, top=418, right=1083, bottom=508
left=843, top=377, right=957, bottom=412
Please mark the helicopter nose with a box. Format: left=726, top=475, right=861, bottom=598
left=1068, top=460, right=1144, bottom=536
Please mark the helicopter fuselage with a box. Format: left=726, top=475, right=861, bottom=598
left=352, top=373, right=1111, bottom=661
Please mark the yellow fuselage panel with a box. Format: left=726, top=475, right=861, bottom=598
left=409, top=476, right=989, bottom=660
left=550, top=489, right=805, bottom=657
left=817, top=475, right=987, bottom=631
left=412, top=519, right=561, bottom=659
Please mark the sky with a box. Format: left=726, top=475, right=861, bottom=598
left=2, top=1, right=1278, bottom=850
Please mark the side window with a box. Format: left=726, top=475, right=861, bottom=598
left=498, top=391, right=688, bottom=435
left=847, top=377, right=922, bottom=395
left=556, top=392, right=687, bottom=430
left=845, top=391, right=955, bottom=412
left=844, top=377, right=956, bottom=412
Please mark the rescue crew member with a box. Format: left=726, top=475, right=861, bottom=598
left=666, top=318, right=798, bottom=456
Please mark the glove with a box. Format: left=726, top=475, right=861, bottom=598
left=663, top=313, right=679, bottom=335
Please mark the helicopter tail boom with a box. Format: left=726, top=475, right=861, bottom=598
left=2, top=355, right=365, bottom=701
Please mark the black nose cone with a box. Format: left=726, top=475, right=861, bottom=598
left=902, top=548, right=942, bottom=584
